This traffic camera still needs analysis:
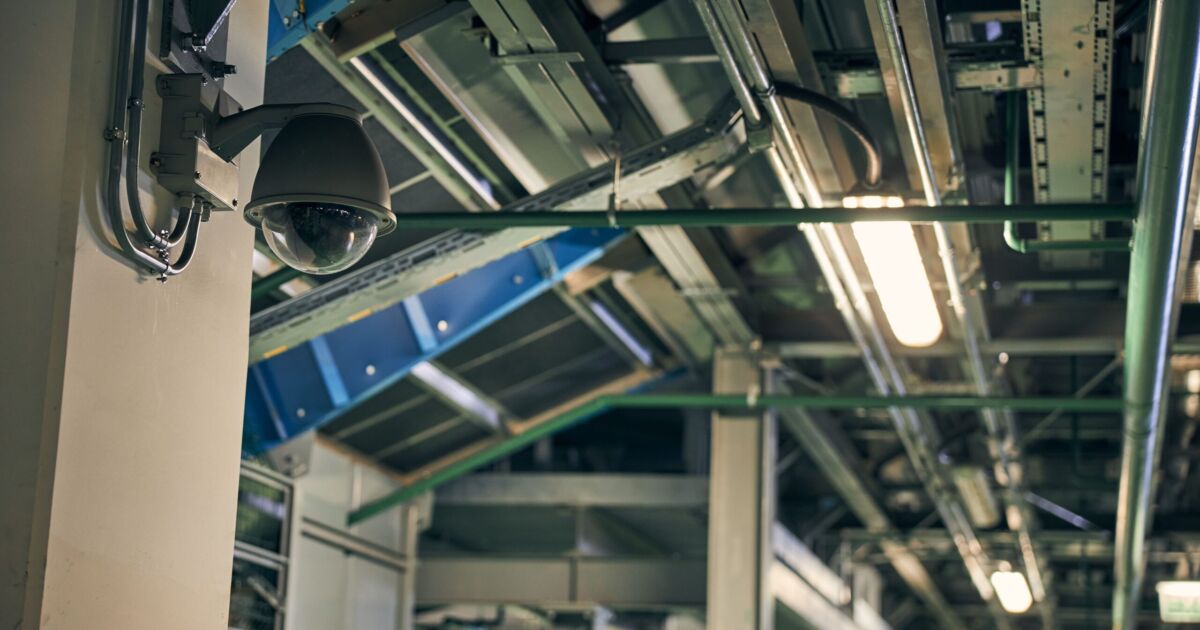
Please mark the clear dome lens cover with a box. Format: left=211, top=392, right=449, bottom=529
left=261, top=203, right=379, bottom=274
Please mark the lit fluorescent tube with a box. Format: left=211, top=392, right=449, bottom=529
left=845, top=195, right=944, bottom=347
left=990, top=570, right=1034, bottom=614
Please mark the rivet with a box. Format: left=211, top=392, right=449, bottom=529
left=365, top=364, right=376, bottom=376
left=437, top=320, right=449, bottom=332
left=296, top=408, right=306, bottom=418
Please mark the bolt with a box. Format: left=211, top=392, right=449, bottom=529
left=365, top=364, right=376, bottom=376
left=512, top=274, right=523, bottom=285
left=437, top=320, right=449, bottom=333
left=296, top=408, right=306, bottom=418
left=149, top=156, right=162, bottom=168
left=193, top=171, right=202, bottom=179
left=282, top=16, right=290, bottom=26
left=231, top=199, right=238, bottom=207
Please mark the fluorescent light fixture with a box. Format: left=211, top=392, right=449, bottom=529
left=952, top=466, right=1001, bottom=528
left=1157, top=581, right=1200, bottom=622
left=410, top=362, right=501, bottom=428
left=588, top=300, right=653, bottom=366
left=990, top=570, right=1034, bottom=614
left=842, top=195, right=905, bottom=209
left=845, top=195, right=944, bottom=347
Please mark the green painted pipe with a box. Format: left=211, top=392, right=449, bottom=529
left=389, top=203, right=1135, bottom=230
left=1003, top=92, right=1131, bottom=254
left=251, top=267, right=302, bottom=300
left=347, top=392, right=1123, bottom=525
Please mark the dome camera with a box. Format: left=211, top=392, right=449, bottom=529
left=242, top=106, right=395, bottom=274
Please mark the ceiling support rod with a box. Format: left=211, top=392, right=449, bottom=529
left=1113, top=2, right=1200, bottom=628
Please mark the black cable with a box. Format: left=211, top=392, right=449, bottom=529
left=772, top=82, right=883, bottom=189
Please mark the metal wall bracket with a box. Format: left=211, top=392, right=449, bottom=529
left=152, top=74, right=242, bottom=210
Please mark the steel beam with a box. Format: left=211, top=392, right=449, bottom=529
left=416, top=556, right=707, bottom=609
left=242, top=228, right=624, bottom=453
left=434, top=473, right=708, bottom=508
left=707, top=349, right=775, bottom=629
left=1113, top=2, right=1200, bottom=627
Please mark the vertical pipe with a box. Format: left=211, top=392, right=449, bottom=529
left=1004, top=92, right=1026, bottom=252
left=1113, top=3, right=1200, bottom=628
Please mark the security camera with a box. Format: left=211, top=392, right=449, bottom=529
left=107, top=71, right=394, bottom=279
left=241, top=107, right=396, bottom=274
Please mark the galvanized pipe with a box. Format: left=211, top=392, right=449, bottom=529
left=872, top=0, right=1046, bottom=620
left=1113, top=2, right=1200, bottom=627
left=386, top=204, right=1133, bottom=229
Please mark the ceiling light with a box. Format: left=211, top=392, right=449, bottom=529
left=1157, top=581, right=1200, bottom=622
left=846, top=196, right=944, bottom=347
left=843, top=194, right=905, bottom=209
left=952, top=466, right=1001, bottom=528
left=990, top=569, right=1034, bottom=614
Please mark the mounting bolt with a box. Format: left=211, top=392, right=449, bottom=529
left=193, top=171, right=202, bottom=179
left=149, top=156, right=162, bottom=168
left=231, top=199, right=238, bottom=207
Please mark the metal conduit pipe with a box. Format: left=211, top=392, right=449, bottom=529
left=692, top=2, right=978, bottom=626
left=385, top=204, right=1133, bottom=229
left=871, top=0, right=1048, bottom=623
left=1113, top=2, right=1200, bottom=628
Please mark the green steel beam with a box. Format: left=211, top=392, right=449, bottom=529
left=347, top=392, right=1123, bottom=525
left=386, top=203, right=1134, bottom=230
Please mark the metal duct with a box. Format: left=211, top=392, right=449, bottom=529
left=1113, top=2, right=1200, bottom=628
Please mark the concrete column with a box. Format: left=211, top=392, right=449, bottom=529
left=0, top=1, right=265, bottom=627
left=706, top=348, right=776, bottom=629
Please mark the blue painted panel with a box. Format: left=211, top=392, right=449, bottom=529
left=267, top=0, right=348, bottom=61
left=325, top=306, right=424, bottom=399
left=244, top=228, right=625, bottom=453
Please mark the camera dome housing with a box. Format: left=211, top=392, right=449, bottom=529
left=243, top=108, right=394, bottom=274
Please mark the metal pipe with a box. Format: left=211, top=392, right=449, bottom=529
left=386, top=204, right=1134, bottom=230
left=872, top=0, right=1046, bottom=620
left=1003, top=92, right=1129, bottom=254
left=347, top=392, right=1120, bottom=525
left=1113, top=2, right=1200, bottom=627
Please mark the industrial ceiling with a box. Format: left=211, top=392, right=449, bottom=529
left=242, top=0, right=1200, bottom=627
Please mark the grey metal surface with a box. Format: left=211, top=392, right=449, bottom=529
left=416, top=556, right=707, bottom=608
left=707, top=349, right=774, bottom=629
left=435, top=473, right=708, bottom=508
left=1020, top=0, right=1116, bottom=269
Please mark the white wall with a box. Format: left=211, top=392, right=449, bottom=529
left=287, top=440, right=421, bottom=630
left=0, top=1, right=265, bottom=627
